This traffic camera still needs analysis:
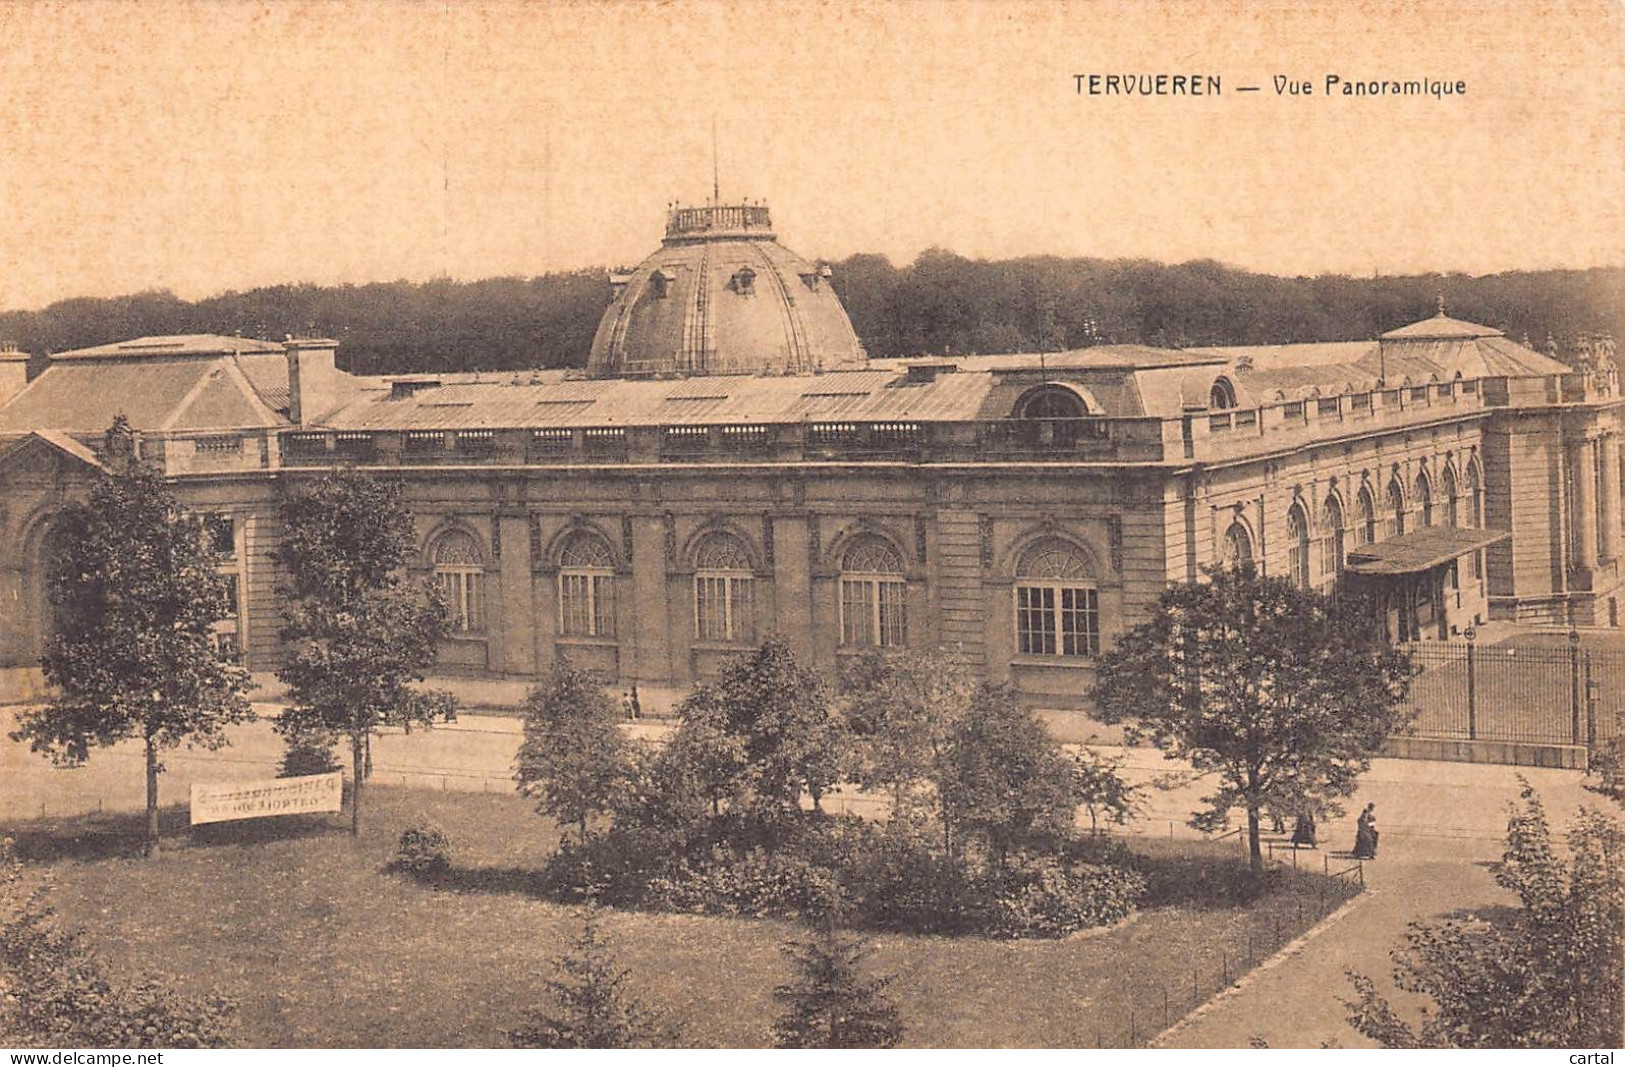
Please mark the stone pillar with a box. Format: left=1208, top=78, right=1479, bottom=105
left=1599, top=434, right=1620, bottom=563
left=629, top=514, right=674, bottom=686
left=1570, top=438, right=1598, bottom=573
left=770, top=515, right=814, bottom=662
left=493, top=513, right=536, bottom=676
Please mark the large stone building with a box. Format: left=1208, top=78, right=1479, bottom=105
left=1, top=201, right=1621, bottom=709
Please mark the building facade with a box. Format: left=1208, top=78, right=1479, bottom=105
left=2, top=202, right=1621, bottom=710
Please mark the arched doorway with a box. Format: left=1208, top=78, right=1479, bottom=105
left=16, top=512, right=72, bottom=668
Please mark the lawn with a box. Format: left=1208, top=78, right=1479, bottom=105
left=7, top=787, right=1356, bottom=1048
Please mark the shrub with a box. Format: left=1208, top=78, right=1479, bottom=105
left=539, top=828, right=680, bottom=906
left=277, top=731, right=341, bottom=778
left=1586, top=737, right=1625, bottom=803
left=847, top=822, right=978, bottom=935
left=1, top=884, right=235, bottom=1047
left=393, top=825, right=451, bottom=878
left=645, top=849, right=848, bottom=921
left=978, top=855, right=1147, bottom=939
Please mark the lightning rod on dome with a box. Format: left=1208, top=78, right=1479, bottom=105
left=711, top=116, right=720, bottom=206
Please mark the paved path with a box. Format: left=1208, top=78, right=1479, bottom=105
left=1157, top=760, right=1598, bottom=1049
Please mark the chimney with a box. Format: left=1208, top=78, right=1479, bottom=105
left=0, top=342, right=27, bottom=407
left=284, top=337, right=340, bottom=425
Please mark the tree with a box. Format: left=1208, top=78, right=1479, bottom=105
left=506, top=903, right=681, bottom=1049
left=1346, top=785, right=1622, bottom=1048
left=841, top=647, right=974, bottom=816
left=273, top=470, right=455, bottom=837
left=516, top=659, right=631, bottom=845
left=10, top=431, right=253, bottom=855
left=658, top=686, right=751, bottom=818
left=937, top=682, right=1076, bottom=869
left=672, top=636, right=848, bottom=823
left=771, top=924, right=903, bottom=1049
left=1070, top=749, right=1143, bottom=834
left=1092, top=564, right=1413, bottom=873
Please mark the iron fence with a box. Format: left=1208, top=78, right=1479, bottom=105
left=1400, top=639, right=1622, bottom=747
left=1091, top=828, right=1361, bottom=1048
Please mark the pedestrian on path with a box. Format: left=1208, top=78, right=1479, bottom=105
left=1291, top=810, right=1318, bottom=848
left=1353, top=802, right=1379, bottom=859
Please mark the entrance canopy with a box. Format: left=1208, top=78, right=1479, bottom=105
left=1345, top=526, right=1508, bottom=576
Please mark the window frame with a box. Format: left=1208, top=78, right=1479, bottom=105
left=432, top=530, right=486, bottom=635
left=557, top=532, right=616, bottom=639
left=1012, top=538, right=1101, bottom=659
left=1287, top=503, right=1311, bottom=589
left=692, top=533, right=755, bottom=645
left=1221, top=519, right=1254, bottom=568
left=1319, top=495, right=1345, bottom=578
left=838, top=539, right=907, bottom=649
left=1355, top=486, right=1377, bottom=546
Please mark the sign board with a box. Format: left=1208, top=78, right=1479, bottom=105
left=190, top=772, right=343, bottom=825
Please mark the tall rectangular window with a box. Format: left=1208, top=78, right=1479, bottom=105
left=559, top=572, right=616, bottom=637
left=840, top=576, right=906, bottom=647
left=437, top=570, right=485, bottom=633
left=1015, top=584, right=1099, bottom=657
left=695, top=574, right=753, bottom=643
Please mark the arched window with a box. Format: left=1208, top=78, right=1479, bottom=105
left=1319, top=495, right=1345, bottom=578
left=693, top=532, right=754, bottom=644
left=433, top=529, right=485, bottom=633
left=1220, top=519, right=1254, bottom=568
left=1415, top=471, right=1433, bottom=528
left=1355, top=486, right=1376, bottom=546
left=1443, top=466, right=1459, bottom=527
left=1014, top=538, right=1099, bottom=657
left=1465, top=460, right=1484, bottom=579
left=558, top=530, right=616, bottom=638
left=1385, top=479, right=1406, bottom=539
left=1287, top=503, right=1311, bottom=590
left=1018, top=385, right=1088, bottom=420
left=839, top=537, right=906, bottom=648
left=1210, top=377, right=1237, bottom=411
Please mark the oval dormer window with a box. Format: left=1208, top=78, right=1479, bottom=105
left=731, top=266, right=756, bottom=296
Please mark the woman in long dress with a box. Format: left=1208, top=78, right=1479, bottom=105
left=1291, top=810, right=1318, bottom=848
left=1353, top=802, right=1378, bottom=859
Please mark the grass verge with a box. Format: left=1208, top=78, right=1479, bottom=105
left=7, top=786, right=1356, bottom=1048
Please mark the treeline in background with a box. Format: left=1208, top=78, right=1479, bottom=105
left=1, top=254, right=1620, bottom=377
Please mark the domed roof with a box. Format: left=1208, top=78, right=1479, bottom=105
left=587, top=202, right=866, bottom=378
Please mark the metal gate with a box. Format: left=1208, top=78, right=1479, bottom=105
left=1401, top=639, right=1622, bottom=747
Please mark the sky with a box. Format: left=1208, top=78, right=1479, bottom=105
left=0, top=0, right=1620, bottom=312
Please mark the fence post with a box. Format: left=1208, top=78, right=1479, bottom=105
left=1585, top=654, right=1597, bottom=750
left=1465, top=631, right=1478, bottom=740
left=1570, top=630, right=1583, bottom=744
